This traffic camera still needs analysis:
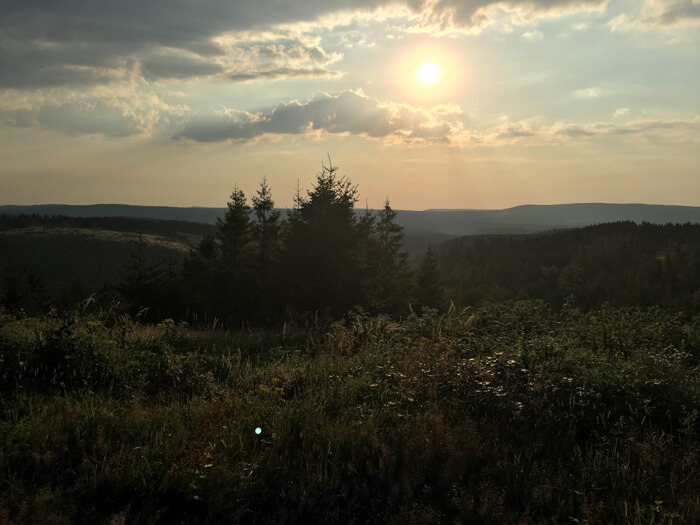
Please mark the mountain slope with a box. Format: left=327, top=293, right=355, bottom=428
left=3, top=203, right=698, bottom=237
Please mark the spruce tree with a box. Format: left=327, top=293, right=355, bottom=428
left=116, top=233, right=163, bottom=317
left=181, top=233, right=219, bottom=322
left=214, top=186, right=252, bottom=324
left=251, top=177, right=282, bottom=319
left=216, top=186, right=250, bottom=267
left=373, top=198, right=412, bottom=315
left=283, top=159, right=367, bottom=315
left=0, top=264, right=48, bottom=315
left=416, top=244, right=446, bottom=312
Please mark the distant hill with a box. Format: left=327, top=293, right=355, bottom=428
left=397, top=203, right=700, bottom=236
left=2, top=204, right=699, bottom=294
left=0, top=227, right=188, bottom=296
left=0, top=213, right=213, bottom=249
left=2, top=203, right=698, bottom=236
left=0, top=204, right=224, bottom=224
left=437, top=221, right=700, bottom=313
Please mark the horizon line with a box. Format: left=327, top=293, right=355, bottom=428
left=1, top=202, right=700, bottom=213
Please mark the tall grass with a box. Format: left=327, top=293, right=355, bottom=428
left=0, top=302, right=698, bottom=523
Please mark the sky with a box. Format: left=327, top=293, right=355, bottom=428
left=1, top=0, right=699, bottom=210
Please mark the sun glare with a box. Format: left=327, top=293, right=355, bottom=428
left=389, top=41, right=466, bottom=104
left=417, top=62, right=440, bottom=85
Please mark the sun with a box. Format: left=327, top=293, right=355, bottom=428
left=390, top=42, right=466, bottom=103
left=417, top=62, right=440, bottom=85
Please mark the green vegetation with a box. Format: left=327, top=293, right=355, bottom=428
left=0, top=213, right=214, bottom=247
left=2, top=163, right=700, bottom=523
left=0, top=227, right=189, bottom=308
left=439, top=222, right=700, bottom=315
left=1, top=302, right=698, bottom=523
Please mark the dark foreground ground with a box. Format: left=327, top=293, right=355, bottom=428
left=1, top=301, right=699, bottom=524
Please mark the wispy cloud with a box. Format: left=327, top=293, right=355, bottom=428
left=409, top=0, right=610, bottom=35
left=486, top=116, right=700, bottom=144
left=609, top=0, right=700, bottom=31
left=522, top=30, right=544, bottom=39
left=1, top=85, right=188, bottom=137
left=573, top=87, right=603, bottom=98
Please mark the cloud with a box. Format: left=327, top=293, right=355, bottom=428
left=175, top=85, right=700, bottom=148
left=0, top=31, right=344, bottom=89
left=3, top=108, right=38, bottom=128
left=221, top=38, right=344, bottom=82
left=141, top=52, right=224, bottom=81
left=410, top=0, right=610, bottom=34
left=35, top=102, right=145, bottom=137
left=494, top=121, right=536, bottom=139
left=6, top=80, right=696, bottom=147
left=0, top=85, right=189, bottom=137
left=0, top=37, right=141, bottom=88
left=609, top=0, right=700, bottom=30
left=573, top=87, right=603, bottom=98
left=0, top=2, right=350, bottom=89
left=0, top=0, right=622, bottom=89
left=176, top=90, right=468, bottom=144
left=489, top=116, right=700, bottom=144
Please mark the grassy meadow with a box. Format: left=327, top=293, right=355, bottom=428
left=1, top=301, right=699, bottom=524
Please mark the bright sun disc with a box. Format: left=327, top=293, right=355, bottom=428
left=417, top=62, right=440, bottom=85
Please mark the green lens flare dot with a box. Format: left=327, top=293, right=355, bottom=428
left=255, top=427, right=262, bottom=435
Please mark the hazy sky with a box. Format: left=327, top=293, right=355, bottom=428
left=1, top=0, right=698, bottom=210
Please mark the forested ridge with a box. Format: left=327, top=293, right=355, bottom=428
left=439, top=221, right=700, bottom=315
left=3, top=164, right=699, bottom=322
left=0, top=213, right=214, bottom=244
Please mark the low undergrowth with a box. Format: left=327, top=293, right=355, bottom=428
left=1, top=301, right=699, bottom=524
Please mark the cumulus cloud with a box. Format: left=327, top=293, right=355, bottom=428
left=176, top=90, right=468, bottom=144
left=174, top=86, right=700, bottom=148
